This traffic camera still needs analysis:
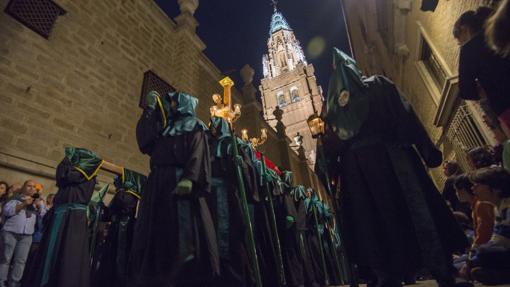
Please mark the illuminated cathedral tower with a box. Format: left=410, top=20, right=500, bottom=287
left=259, top=6, right=323, bottom=163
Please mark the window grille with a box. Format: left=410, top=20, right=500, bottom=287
left=5, top=0, right=66, bottom=39
left=290, top=88, right=300, bottom=103
left=139, top=70, right=176, bottom=108
left=445, top=103, right=488, bottom=171
left=277, top=92, right=288, bottom=108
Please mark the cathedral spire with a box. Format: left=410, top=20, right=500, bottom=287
left=271, top=0, right=277, bottom=12
left=259, top=5, right=323, bottom=166
left=269, top=10, right=292, bottom=35
left=263, top=7, right=306, bottom=78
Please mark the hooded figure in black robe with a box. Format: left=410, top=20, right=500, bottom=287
left=278, top=171, right=306, bottom=287
left=324, top=48, right=469, bottom=286
left=207, top=116, right=257, bottom=286
left=130, top=91, right=219, bottom=287
left=304, top=189, right=330, bottom=287
left=28, top=147, right=104, bottom=287
left=93, top=168, right=146, bottom=287
left=285, top=184, right=320, bottom=287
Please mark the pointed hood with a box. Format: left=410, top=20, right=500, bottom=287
left=114, top=168, right=147, bottom=199
left=161, top=92, right=208, bottom=137
left=210, top=116, right=231, bottom=141
left=64, top=147, right=103, bottom=180
left=326, top=48, right=369, bottom=140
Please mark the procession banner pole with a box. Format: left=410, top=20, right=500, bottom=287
left=312, top=200, right=330, bottom=286
left=230, top=125, right=263, bottom=287
left=260, top=153, right=286, bottom=286
left=217, top=76, right=262, bottom=287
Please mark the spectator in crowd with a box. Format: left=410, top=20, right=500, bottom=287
left=0, top=182, right=7, bottom=202
left=0, top=182, right=8, bottom=228
left=6, top=184, right=21, bottom=200
left=454, top=175, right=495, bottom=248
left=468, top=167, right=510, bottom=284
left=454, top=7, right=510, bottom=139
left=45, top=193, right=55, bottom=211
left=21, top=192, right=47, bottom=287
left=0, top=180, right=43, bottom=287
left=467, top=146, right=496, bottom=170
left=442, top=160, right=463, bottom=211
left=485, top=0, right=510, bottom=58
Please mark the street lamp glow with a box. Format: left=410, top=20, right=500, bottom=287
left=307, top=113, right=325, bottom=138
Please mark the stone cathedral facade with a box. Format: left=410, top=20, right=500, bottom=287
left=259, top=9, right=323, bottom=165
left=0, top=0, right=324, bottom=195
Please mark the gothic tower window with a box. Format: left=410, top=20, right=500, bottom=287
left=277, top=91, right=288, bottom=107
left=290, top=87, right=300, bottom=103
left=280, top=54, right=288, bottom=70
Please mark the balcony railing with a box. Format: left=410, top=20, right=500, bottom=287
left=444, top=102, right=490, bottom=171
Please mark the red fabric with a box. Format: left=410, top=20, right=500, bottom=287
left=256, top=151, right=282, bottom=175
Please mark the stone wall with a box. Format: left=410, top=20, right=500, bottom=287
left=0, top=0, right=322, bottom=195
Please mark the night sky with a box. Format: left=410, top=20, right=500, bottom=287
left=155, top=0, right=350, bottom=92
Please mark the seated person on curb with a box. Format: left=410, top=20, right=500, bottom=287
left=452, top=175, right=495, bottom=277
left=468, top=167, right=510, bottom=285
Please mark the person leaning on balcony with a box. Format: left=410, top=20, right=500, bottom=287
left=485, top=0, right=510, bottom=58
left=454, top=7, right=510, bottom=138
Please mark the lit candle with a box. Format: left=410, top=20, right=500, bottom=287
left=210, top=106, right=218, bottom=117
left=241, top=129, right=248, bottom=141
left=234, top=104, right=241, bottom=114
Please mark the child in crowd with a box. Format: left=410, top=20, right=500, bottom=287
left=455, top=175, right=495, bottom=248
left=452, top=175, right=495, bottom=278
left=466, top=147, right=496, bottom=170
left=468, top=167, right=510, bottom=284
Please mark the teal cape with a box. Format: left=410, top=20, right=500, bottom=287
left=115, top=168, right=147, bottom=199
left=64, top=147, right=103, bottom=180
left=155, top=91, right=208, bottom=137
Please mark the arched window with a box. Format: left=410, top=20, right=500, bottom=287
left=290, top=87, right=300, bottom=103
left=277, top=92, right=288, bottom=107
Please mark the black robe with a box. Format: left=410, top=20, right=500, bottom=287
left=130, top=109, right=219, bottom=287
left=28, top=157, right=97, bottom=287
left=332, top=76, right=468, bottom=280
left=278, top=191, right=305, bottom=287
left=291, top=197, right=320, bottom=287
left=208, top=136, right=255, bottom=287
left=93, top=190, right=138, bottom=287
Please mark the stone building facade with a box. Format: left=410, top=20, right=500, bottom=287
left=341, top=0, right=499, bottom=185
left=259, top=9, right=323, bottom=165
left=0, top=0, right=323, bottom=195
